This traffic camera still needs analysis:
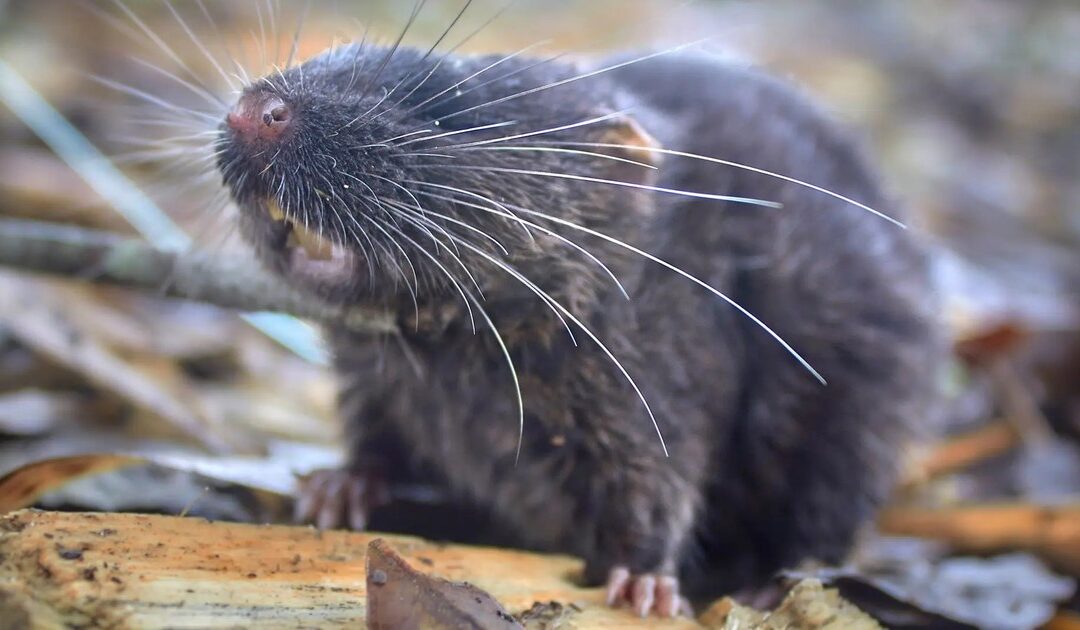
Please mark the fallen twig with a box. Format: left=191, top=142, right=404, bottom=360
left=900, top=420, right=1020, bottom=490
left=878, top=502, right=1080, bottom=575
left=0, top=218, right=396, bottom=335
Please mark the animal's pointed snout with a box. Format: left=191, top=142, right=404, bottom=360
left=226, top=93, right=292, bottom=143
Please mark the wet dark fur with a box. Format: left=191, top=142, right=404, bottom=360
left=219, top=43, right=942, bottom=598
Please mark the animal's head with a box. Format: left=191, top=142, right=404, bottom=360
left=217, top=44, right=661, bottom=316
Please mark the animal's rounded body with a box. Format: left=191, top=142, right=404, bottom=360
left=218, top=45, right=942, bottom=615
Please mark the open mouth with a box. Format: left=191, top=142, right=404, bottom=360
left=264, top=199, right=357, bottom=284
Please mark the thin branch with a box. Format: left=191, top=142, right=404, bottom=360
left=0, top=219, right=397, bottom=336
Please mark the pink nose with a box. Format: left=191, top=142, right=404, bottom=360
left=226, top=93, right=292, bottom=143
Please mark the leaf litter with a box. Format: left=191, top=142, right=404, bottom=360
left=0, top=0, right=1079, bottom=627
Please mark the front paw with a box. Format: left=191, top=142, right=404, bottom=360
left=605, top=566, right=693, bottom=618
left=294, top=468, right=389, bottom=531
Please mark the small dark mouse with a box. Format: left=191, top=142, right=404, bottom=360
left=216, top=39, right=941, bottom=617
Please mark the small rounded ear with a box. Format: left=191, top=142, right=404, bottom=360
left=597, top=115, right=663, bottom=169
left=593, top=115, right=663, bottom=185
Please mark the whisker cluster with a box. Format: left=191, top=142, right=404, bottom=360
left=97, top=0, right=907, bottom=458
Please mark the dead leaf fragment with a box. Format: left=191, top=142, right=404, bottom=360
left=699, top=579, right=881, bottom=629
left=515, top=600, right=581, bottom=629
left=1045, top=610, right=1080, bottom=630
left=0, top=454, right=142, bottom=513
left=366, top=538, right=525, bottom=630
left=899, top=420, right=1019, bottom=491
left=879, top=503, right=1080, bottom=575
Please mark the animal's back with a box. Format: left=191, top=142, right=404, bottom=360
left=285, top=49, right=943, bottom=613
left=609, top=53, right=942, bottom=592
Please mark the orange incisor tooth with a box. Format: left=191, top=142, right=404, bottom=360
left=266, top=199, right=286, bottom=222
left=266, top=199, right=334, bottom=260
left=293, top=225, right=335, bottom=260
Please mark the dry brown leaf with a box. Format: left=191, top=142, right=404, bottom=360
left=954, top=321, right=1031, bottom=365
left=1046, top=610, right=1080, bottom=630
left=366, top=538, right=525, bottom=629
left=0, top=432, right=340, bottom=521
left=879, top=503, right=1080, bottom=575
left=898, top=420, right=1020, bottom=491
left=698, top=580, right=881, bottom=629
left=0, top=454, right=142, bottom=513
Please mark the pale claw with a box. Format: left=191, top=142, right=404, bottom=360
left=294, top=468, right=386, bottom=531
left=604, top=566, right=692, bottom=618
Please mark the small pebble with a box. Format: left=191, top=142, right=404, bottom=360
left=371, top=569, right=388, bottom=585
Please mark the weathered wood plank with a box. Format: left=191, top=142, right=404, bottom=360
left=0, top=510, right=701, bottom=628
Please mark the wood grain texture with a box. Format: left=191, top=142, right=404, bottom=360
left=0, top=510, right=701, bottom=628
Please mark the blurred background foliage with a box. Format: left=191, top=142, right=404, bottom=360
left=0, top=2, right=1078, bottom=626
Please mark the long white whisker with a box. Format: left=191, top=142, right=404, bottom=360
left=525, top=141, right=907, bottom=228
left=284, top=1, right=311, bottom=70
left=360, top=0, right=426, bottom=99
left=390, top=203, right=580, bottom=350
left=431, top=222, right=667, bottom=456
left=163, top=0, right=236, bottom=93
left=366, top=0, right=475, bottom=121
left=129, top=57, right=225, bottom=110
left=413, top=164, right=782, bottom=208
left=194, top=0, right=243, bottom=93
left=427, top=39, right=712, bottom=126
left=339, top=85, right=392, bottom=131
left=456, top=289, right=525, bottom=464
left=417, top=0, right=473, bottom=62
left=374, top=0, right=519, bottom=123
left=394, top=39, right=552, bottom=120
left=380, top=215, right=478, bottom=332
left=340, top=21, right=372, bottom=97
left=444, top=110, right=628, bottom=149
left=409, top=187, right=629, bottom=299
left=365, top=173, right=465, bottom=255
left=390, top=194, right=509, bottom=256
left=444, top=145, right=657, bottom=171
left=333, top=197, right=378, bottom=283
left=389, top=205, right=488, bottom=302
left=393, top=120, right=518, bottom=147
left=91, top=76, right=220, bottom=123
left=111, top=0, right=222, bottom=102
left=498, top=201, right=826, bottom=385
left=401, top=179, right=535, bottom=243
left=377, top=128, right=436, bottom=145
left=345, top=197, right=423, bottom=316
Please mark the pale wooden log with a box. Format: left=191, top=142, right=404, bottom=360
left=0, top=510, right=701, bottom=629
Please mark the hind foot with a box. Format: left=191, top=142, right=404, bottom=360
left=294, top=468, right=389, bottom=531
left=605, top=566, right=692, bottom=618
